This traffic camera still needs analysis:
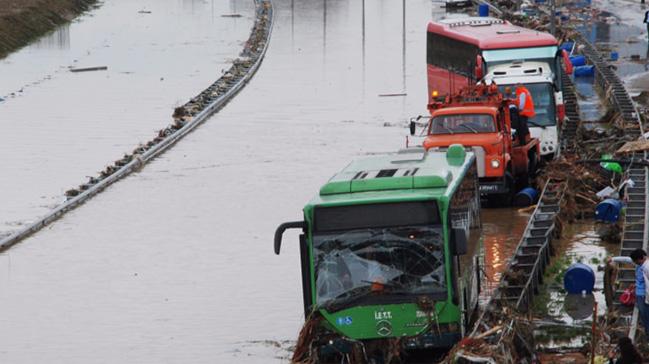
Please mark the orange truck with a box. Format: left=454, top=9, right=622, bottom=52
left=409, top=84, right=540, bottom=202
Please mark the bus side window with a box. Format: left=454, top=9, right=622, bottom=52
left=428, top=33, right=479, bottom=77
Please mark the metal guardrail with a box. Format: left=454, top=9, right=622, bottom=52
left=0, top=0, right=274, bottom=252
left=473, top=0, right=648, bottom=341
left=572, top=33, right=643, bottom=134
left=571, top=27, right=647, bottom=344
left=455, top=180, right=566, bottom=363
left=560, top=71, right=579, bottom=154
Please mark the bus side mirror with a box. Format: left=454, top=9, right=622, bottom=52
left=451, top=228, right=467, bottom=256
left=561, top=49, right=573, bottom=75
left=409, top=121, right=416, bottom=136
left=274, top=221, right=306, bottom=255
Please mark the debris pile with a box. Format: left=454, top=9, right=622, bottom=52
left=64, top=0, right=272, bottom=199
left=449, top=308, right=535, bottom=364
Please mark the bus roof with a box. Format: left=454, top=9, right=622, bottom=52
left=307, top=146, right=475, bottom=208
left=427, top=17, right=557, bottom=50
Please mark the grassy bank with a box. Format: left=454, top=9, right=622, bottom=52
left=0, top=0, right=97, bottom=59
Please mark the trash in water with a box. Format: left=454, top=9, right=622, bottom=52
left=70, top=66, right=108, bottom=73
left=563, top=263, right=595, bottom=294
left=378, top=93, right=407, bottom=97
left=595, top=186, right=616, bottom=199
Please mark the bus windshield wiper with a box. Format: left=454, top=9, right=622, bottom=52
left=456, top=124, right=478, bottom=133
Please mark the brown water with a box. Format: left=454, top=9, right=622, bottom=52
left=481, top=208, right=532, bottom=293
left=0, top=0, right=537, bottom=363
left=0, top=0, right=254, bottom=236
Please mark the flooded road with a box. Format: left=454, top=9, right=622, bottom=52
left=0, top=0, right=254, bottom=236
left=481, top=208, right=531, bottom=289
left=0, top=1, right=526, bottom=363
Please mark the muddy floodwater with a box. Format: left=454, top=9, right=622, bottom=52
left=0, top=0, right=254, bottom=236
left=481, top=208, right=531, bottom=293
left=0, top=1, right=544, bottom=363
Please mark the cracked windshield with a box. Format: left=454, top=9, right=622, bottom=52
left=314, top=226, right=446, bottom=308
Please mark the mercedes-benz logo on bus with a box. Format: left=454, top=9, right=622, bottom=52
left=376, top=320, right=392, bottom=337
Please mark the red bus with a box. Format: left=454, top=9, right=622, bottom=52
left=426, top=17, right=571, bottom=103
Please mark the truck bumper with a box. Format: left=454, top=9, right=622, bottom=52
left=317, top=331, right=462, bottom=355
left=478, top=177, right=509, bottom=194
left=404, top=331, right=462, bottom=349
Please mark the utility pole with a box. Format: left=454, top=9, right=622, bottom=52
left=550, top=0, right=556, bottom=37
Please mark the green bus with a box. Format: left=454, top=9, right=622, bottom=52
left=274, top=145, right=482, bottom=361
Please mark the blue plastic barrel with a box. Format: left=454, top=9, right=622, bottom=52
left=595, top=198, right=623, bottom=222
left=564, top=263, right=595, bottom=294
left=513, top=187, right=539, bottom=207
left=560, top=42, right=574, bottom=51
left=478, top=3, right=489, bottom=17
left=569, top=55, right=586, bottom=67
left=574, top=65, right=595, bottom=77
left=610, top=51, right=619, bottom=61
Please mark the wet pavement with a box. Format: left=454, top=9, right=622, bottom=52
left=0, top=0, right=254, bottom=236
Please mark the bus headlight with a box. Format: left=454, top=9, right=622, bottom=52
left=490, top=159, right=500, bottom=169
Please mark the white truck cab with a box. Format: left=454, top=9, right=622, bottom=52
left=482, top=61, right=565, bottom=158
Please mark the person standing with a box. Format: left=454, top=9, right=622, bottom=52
left=644, top=9, right=649, bottom=33
left=514, top=84, right=534, bottom=144
left=608, top=248, right=649, bottom=337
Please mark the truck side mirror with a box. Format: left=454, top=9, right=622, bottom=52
left=274, top=221, right=306, bottom=255
left=409, top=121, right=416, bottom=136
left=451, top=228, right=468, bottom=256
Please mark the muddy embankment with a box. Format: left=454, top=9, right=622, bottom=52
left=0, top=0, right=97, bottom=59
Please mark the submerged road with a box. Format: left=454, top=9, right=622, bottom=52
left=0, top=1, right=528, bottom=363
left=0, top=0, right=254, bottom=236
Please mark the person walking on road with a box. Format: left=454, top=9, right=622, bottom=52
left=608, top=248, right=649, bottom=337
left=644, top=9, right=649, bottom=35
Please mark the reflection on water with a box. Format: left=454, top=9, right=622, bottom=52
left=481, top=208, right=531, bottom=287
left=34, top=24, right=70, bottom=50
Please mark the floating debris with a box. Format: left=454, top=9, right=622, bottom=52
left=69, top=66, right=108, bottom=73
left=378, top=93, right=407, bottom=97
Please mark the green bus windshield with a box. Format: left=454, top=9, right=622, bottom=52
left=313, top=226, right=446, bottom=310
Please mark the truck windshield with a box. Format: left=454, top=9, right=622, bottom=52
left=499, top=83, right=556, bottom=127
left=313, top=226, right=446, bottom=310
left=430, top=114, right=495, bottom=134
